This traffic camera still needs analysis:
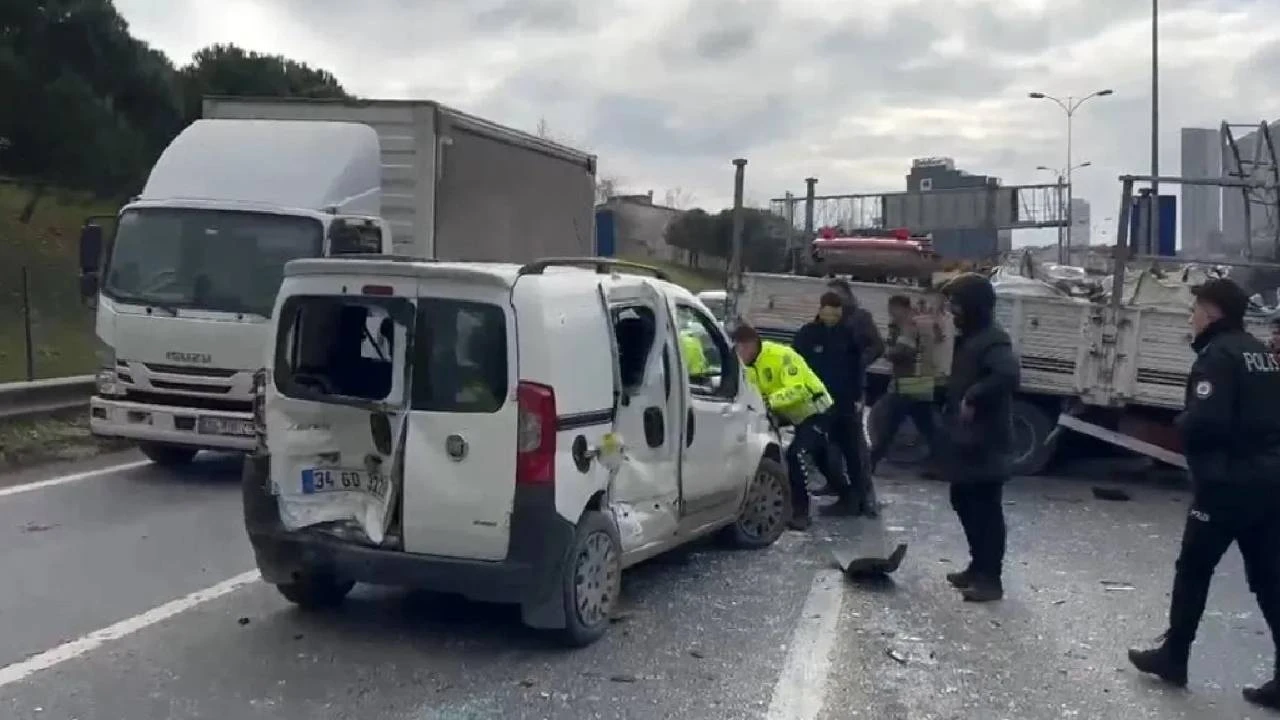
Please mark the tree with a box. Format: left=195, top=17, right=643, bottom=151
left=176, top=43, right=350, bottom=125
left=664, top=206, right=790, bottom=272
left=0, top=0, right=353, bottom=201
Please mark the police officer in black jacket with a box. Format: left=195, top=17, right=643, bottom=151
left=793, top=291, right=867, bottom=516
left=1129, top=278, right=1280, bottom=709
left=939, top=273, right=1019, bottom=603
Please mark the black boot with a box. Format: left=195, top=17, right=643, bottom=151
left=1127, top=636, right=1189, bottom=687
left=1243, top=678, right=1280, bottom=709
left=961, top=576, right=1003, bottom=603
left=946, top=567, right=975, bottom=589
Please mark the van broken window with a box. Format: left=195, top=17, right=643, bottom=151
left=411, top=299, right=508, bottom=413
left=273, top=296, right=413, bottom=404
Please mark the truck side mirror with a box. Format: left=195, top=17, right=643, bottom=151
left=328, top=217, right=385, bottom=255
left=79, top=223, right=103, bottom=273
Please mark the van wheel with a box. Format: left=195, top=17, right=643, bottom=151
left=557, top=511, right=621, bottom=648
left=275, top=574, right=355, bottom=610
left=1010, top=399, right=1058, bottom=476
left=724, top=458, right=791, bottom=550
left=139, top=442, right=198, bottom=467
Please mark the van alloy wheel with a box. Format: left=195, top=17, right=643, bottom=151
left=739, top=466, right=786, bottom=541
left=573, top=531, right=619, bottom=629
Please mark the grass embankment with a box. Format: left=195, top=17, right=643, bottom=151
left=0, top=181, right=116, bottom=383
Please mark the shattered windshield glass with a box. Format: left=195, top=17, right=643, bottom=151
left=103, top=207, right=323, bottom=317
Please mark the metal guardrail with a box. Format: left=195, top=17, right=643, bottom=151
left=0, top=376, right=95, bottom=421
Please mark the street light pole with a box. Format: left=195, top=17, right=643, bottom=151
left=1150, top=0, right=1160, bottom=257
left=1037, top=161, right=1093, bottom=263
left=1029, top=89, right=1114, bottom=263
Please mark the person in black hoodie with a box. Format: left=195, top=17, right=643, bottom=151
left=792, top=291, right=868, bottom=516
left=938, top=273, right=1019, bottom=602
left=1128, top=278, right=1280, bottom=709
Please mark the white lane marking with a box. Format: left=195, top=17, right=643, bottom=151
left=0, top=460, right=152, bottom=499
left=0, top=570, right=261, bottom=688
left=765, top=569, right=845, bottom=720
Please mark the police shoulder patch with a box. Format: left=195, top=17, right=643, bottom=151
left=787, top=365, right=799, bottom=376
left=1194, top=380, right=1213, bottom=399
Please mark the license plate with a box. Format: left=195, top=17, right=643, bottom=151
left=197, top=416, right=256, bottom=436
left=300, top=468, right=388, bottom=500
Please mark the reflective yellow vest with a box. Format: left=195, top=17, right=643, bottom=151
left=680, top=331, right=710, bottom=377
left=744, top=340, right=832, bottom=424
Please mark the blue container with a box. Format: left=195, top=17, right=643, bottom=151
left=595, top=208, right=616, bottom=256
left=1129, top=193, right=1177, bottom=256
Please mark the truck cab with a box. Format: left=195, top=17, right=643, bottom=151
left=78, top=119, right=392, bottom=464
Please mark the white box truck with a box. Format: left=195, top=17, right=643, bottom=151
left=77, top=97, right=598, bottom=465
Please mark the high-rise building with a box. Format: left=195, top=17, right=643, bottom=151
left=1069, top=198, right=1091, bottom=246
left=1181, top=128, right=1222, bottom=257
left=1221, top=120, right=1280, bottom=257
left=904, top=157, right=1004, bottom=259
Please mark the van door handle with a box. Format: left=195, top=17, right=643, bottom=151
left=686, top=409, right=695, bottom=446
left=643, top=407, right=665, bottom=448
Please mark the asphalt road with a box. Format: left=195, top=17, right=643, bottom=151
left=0, top=453, right=1276, bottom=720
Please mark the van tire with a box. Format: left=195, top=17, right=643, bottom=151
left=556, top=511, right=621, bottom=648
left=139, top=442, right=198, bottom=467
left=723, top=458, right=791, bottom=550
left=275, top=574, right=355, bottom=610
left=1010, top=399, right=1058, bottom=476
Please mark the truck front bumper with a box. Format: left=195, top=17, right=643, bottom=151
left=90, top=396, right=256, bottom=451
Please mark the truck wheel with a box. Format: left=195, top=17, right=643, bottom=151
left=1009, top=399, right=1058, bottom=476
left=139, top=442, right=198, bottom=467
left=275, top=574, right=354, bottom=610
left=556, top=511, right=621, bottom=648
left=723, top=458, right=791, bottom=549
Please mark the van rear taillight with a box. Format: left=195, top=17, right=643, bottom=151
left=362, top=284, right=394, bottom=296
left=516, top=381, right=556, bottom=486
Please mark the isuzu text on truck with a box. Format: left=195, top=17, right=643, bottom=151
left=76, top=97, right=597, bottom=465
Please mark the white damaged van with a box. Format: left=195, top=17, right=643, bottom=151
left=242, top=256, right=791, bottom=646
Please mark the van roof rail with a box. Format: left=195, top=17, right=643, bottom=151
left=517, top=257, right=670, bottom=281
left=326, top=254, right=439, bottom=263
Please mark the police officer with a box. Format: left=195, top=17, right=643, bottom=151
left=1129, top=278, right=1280, bottom=709
left=732, top=324, right=838, bottom=531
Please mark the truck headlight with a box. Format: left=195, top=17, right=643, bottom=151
left=96, top=369, right=122, bottom=397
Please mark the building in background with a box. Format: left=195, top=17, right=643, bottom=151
left=1180, top=127, right=1222, bottom=257
left=594, top=192, right=729, bottom=271
left=905, top=157, right=1010, bottom=260
left=1221, top=120, right=1280, bottom=258
left=1069, top=198, right=1091, bottom=246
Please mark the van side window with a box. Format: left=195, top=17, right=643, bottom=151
left=675, top=304, right=738, bottom=399
left=412, top=299, right=508, bottom=414
left=274, top=296, right=408, bottom=402
left=612, top=305, right=657, bottom=395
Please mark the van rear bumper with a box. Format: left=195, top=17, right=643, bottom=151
left=241, top=455, right=574, bottom=618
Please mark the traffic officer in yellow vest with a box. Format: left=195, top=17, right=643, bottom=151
left=679, top=326, right=712, bottom=384
left=731, top=323, right=838, bottom=530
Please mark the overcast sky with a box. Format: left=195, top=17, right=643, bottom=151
left=116, top=0, right=1280, bottom=247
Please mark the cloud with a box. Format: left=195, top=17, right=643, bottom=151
left=116, top=0, right=1280, bottom=244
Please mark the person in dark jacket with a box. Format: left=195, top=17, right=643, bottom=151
left=1128, top=278, right=1280, bottom=709
left=824, top=279, right=884, bottom=511
left=793, top=291, right=867, bottom=516
left=939, top=273, right=1019, bottom=603
left=826, top=278, right=885, bottom=369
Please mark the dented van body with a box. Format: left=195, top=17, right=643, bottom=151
left=242, top=256, right=789, bottom=646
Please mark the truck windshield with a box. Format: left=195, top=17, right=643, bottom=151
left=103, top=207, right=323, bottom=317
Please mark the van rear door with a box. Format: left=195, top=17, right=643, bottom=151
left=400, top=280, right=517, bottom=560
left=267, top=276, right=415, bottom=545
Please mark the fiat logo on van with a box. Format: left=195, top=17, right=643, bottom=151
left=445, top=434, right=468, bottom=461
